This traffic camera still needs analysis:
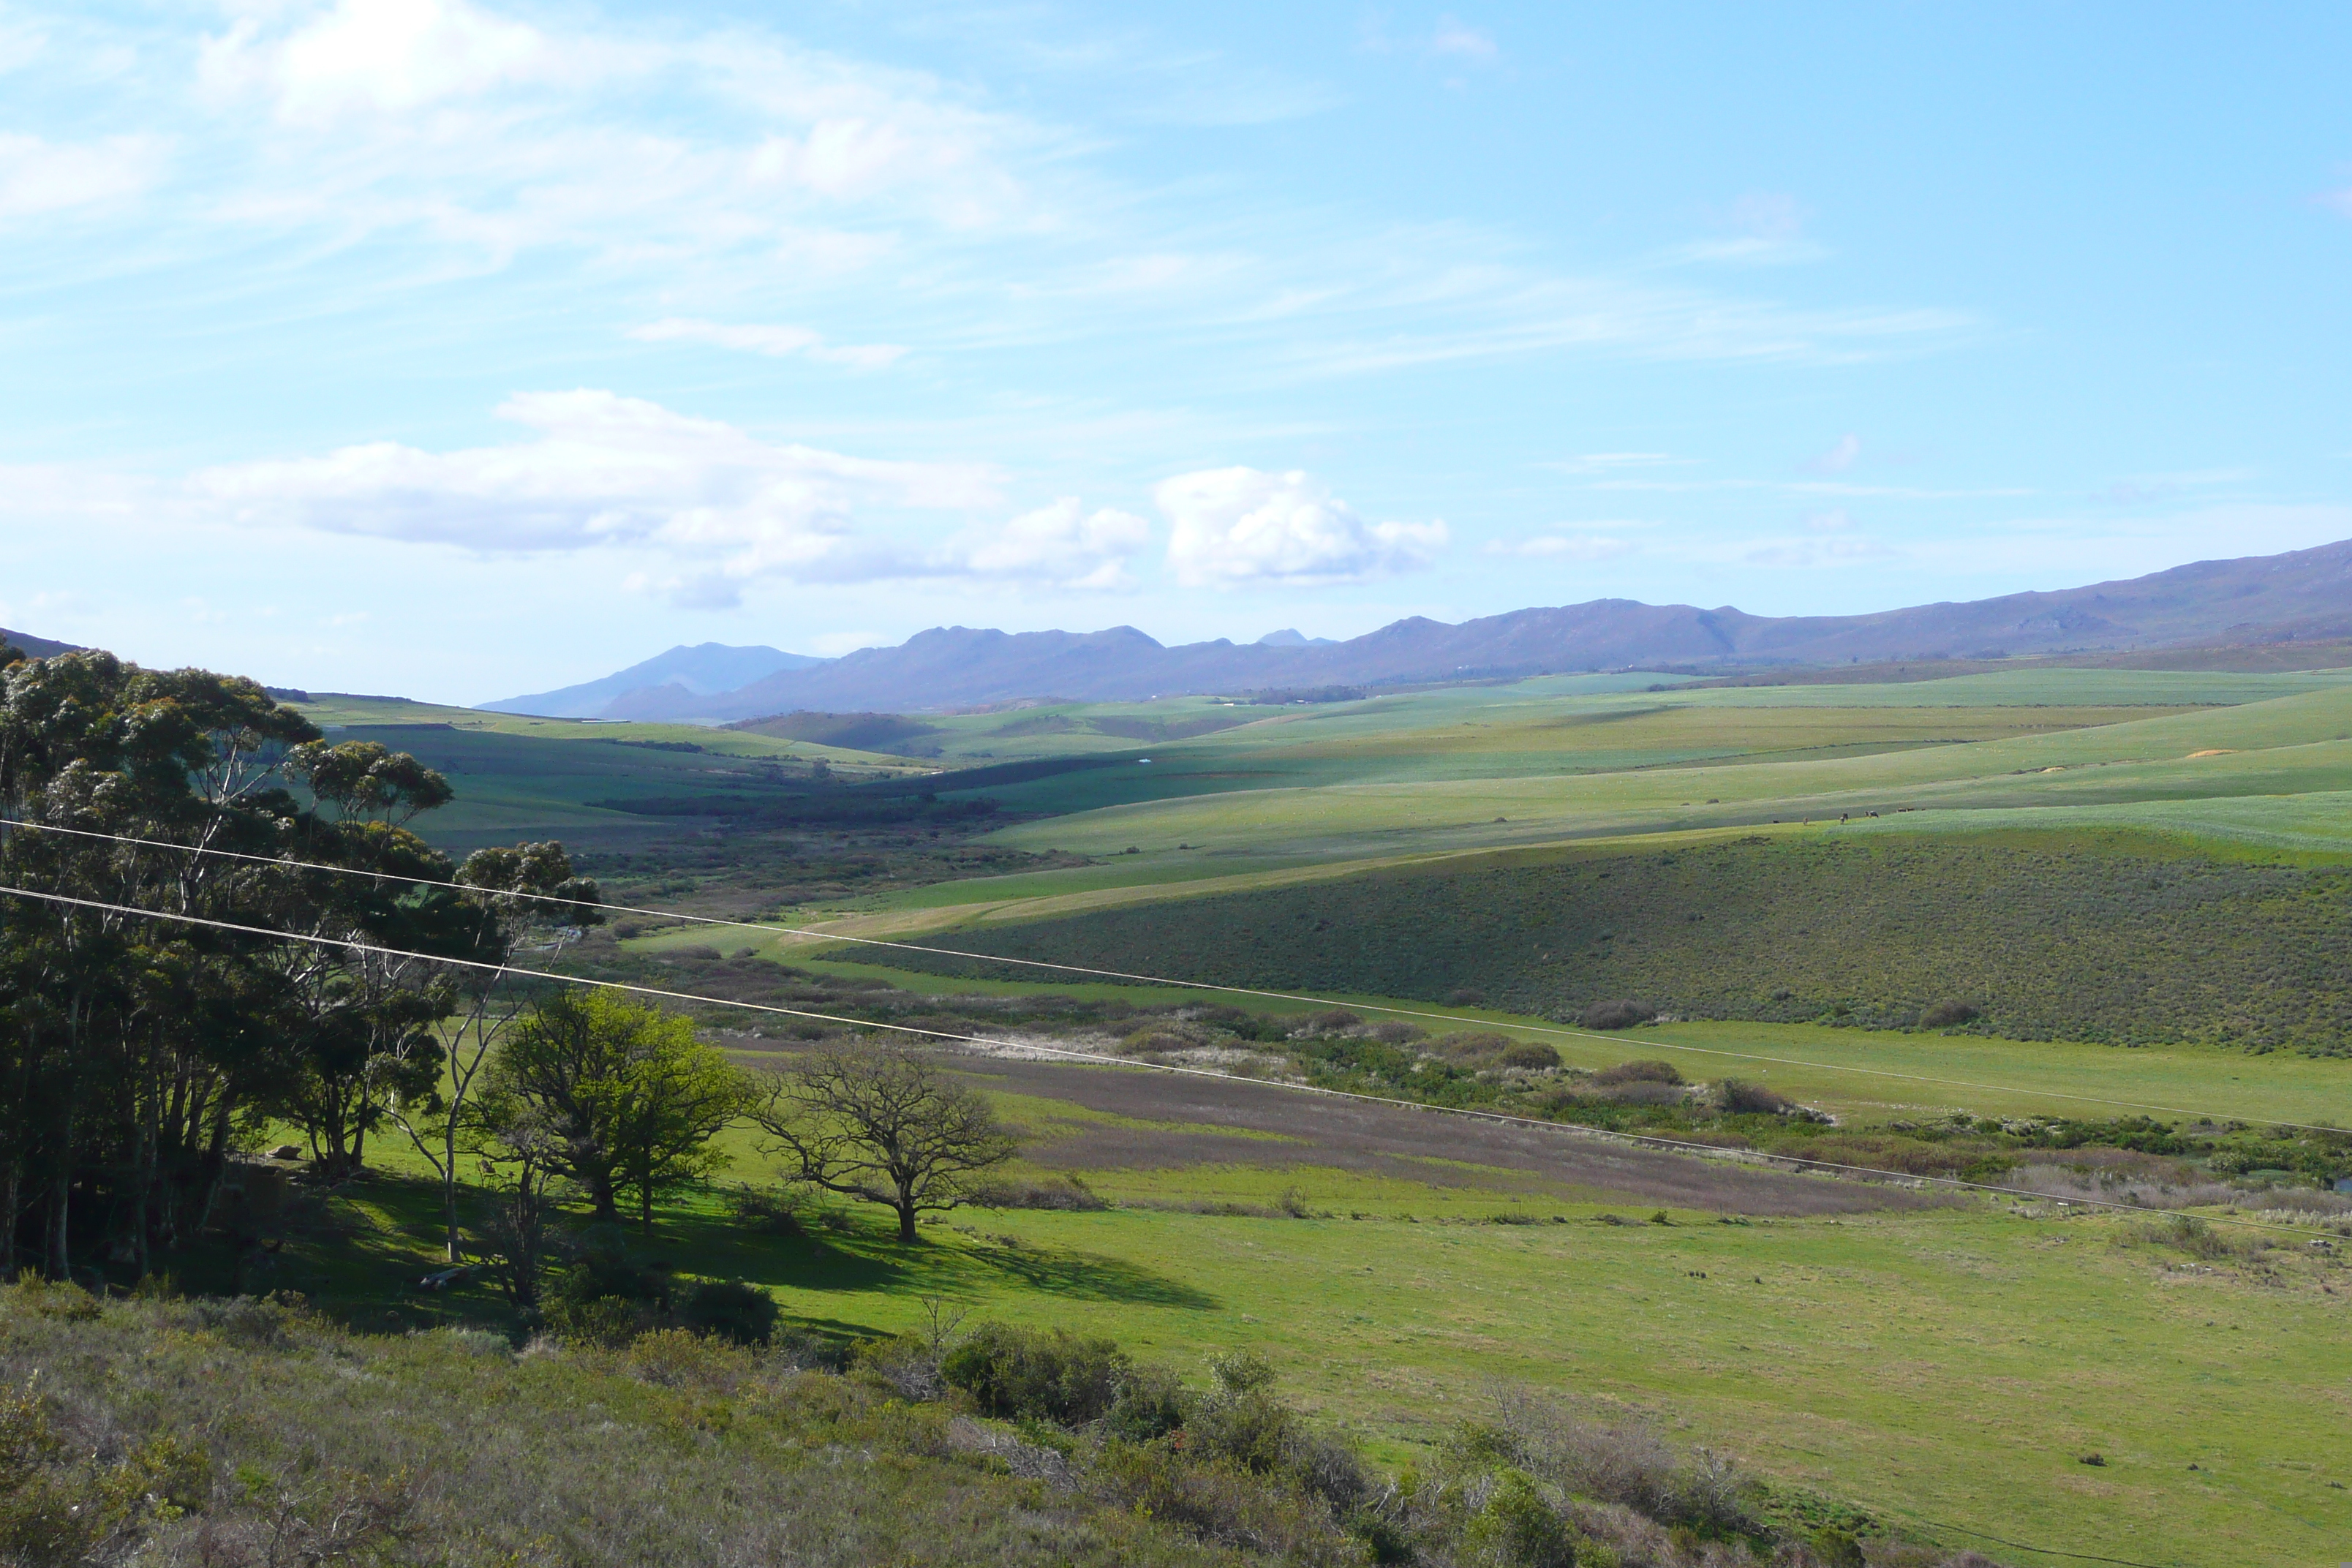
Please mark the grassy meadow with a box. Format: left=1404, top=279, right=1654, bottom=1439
left=165, top=652, right=2352, bottom=1566
left=238, top=1084, right=2352, bottom=1568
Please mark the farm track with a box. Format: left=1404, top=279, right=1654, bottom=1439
left=939, top=1052, right=1929, bottom=1216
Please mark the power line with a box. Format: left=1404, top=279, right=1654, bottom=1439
left=4, top=815, right=2342, bottom=1137
left=0, top=880, right=2340, bottom=1243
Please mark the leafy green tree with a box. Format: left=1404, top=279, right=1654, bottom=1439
left=382, top=840, right=602, bottom=1262
left=481, top=990, right=742, bottom=1232
left=748, top=1042, right=1014, bottom=1243
left=0, top=649, right=318, bottom=1279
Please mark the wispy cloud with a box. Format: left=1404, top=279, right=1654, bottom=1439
left=1428, top=16, right=1499, bottom=63
left=0, top=132, right=167, bottom=220
left=1807, top=432, right=1861, bottom=474
left=1484, top=531, right=1637, bottom=562
left=1667, top=191, right=1828, bottom=266
left=630, top=317, right=907, bottom=369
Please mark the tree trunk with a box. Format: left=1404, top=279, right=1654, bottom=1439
left=44, top=1169, right=69, bottom=1281
left=895, top=1201, right=918, bottom=1243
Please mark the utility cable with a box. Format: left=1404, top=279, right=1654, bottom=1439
left=0, top=880, right=2341, bottom=1243
left=3, top=815, right=2342, bottom=1137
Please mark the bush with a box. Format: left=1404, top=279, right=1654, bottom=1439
left=1918, top=999, right=1980, bottom=1028
left=680, top=1281, right=780, bottom=1346
left=1464, top=1469, right=1577, bottom=1567
left=1716, top=1079, right=1794, bottom=1115
left=726, top=1183, right=806, bottom=1237
left=1435, top=1031, right=1519, bottom=1064
left=1104, top=1364, right=1190, bottom=1442
left=1578, top=1000, right=1654, bottom=1030
left=940, top=1323, right=1130, bottom=1426
left=1303, top=1009, right=1363, bottom=1035
left=1501, top=1042, right=1561, bottom=1070
left=1594, top=1059, right=1683, bottom=1087
left=965, top=1175, right=1111, bottom=1211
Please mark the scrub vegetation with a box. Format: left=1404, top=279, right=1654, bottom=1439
left=864, top=832, right=2352, bottom=1055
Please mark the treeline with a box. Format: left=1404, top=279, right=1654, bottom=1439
left=0, top=644, right=601, bottom=1284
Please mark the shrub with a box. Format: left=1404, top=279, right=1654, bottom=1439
left=726, top=1183, right=806, bottom=1237
left=1594, top=1059, right=1684, bottom=1087
left=1501, top=1042, right=1561, bottom=1070
left=1467, top=1390, right=1766, bottom=1540
left=965, top=1175, right=1111, bottom=1211
left=546, top=1296, right=654, bottom=1349
left=681, top=1281, right=780, bottom=1346
left=1716, top=1079, right=1793, bottom=1115
left=940, top=1323, right=1130, bottom=1426
left=1303, top=1009, right=1363, bottom=1035
left=1104, top=1365, right=1190, bottom=1442
left=1918, top=999, right=1980, bottom=1028
left=1435, top=1031, right=1519, bottom=1064
left=1578, top=1000, right=1654, bottom=1031
left=1463, top=1469, right=1577, bottom=1567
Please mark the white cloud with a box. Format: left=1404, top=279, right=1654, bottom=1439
left=955, top=497, right=1151, bottom=589
left=1429, top=17, right=1499, bottom=62
left=0, top=133, right=166, bottom=219
left=1741, top=534, right=1893, bottom=569
left=1806, top=433, right=1862, bottom=474
left=1669, top=192, right=1827, bottom=265
left=630, top=317, right=907, bottom=369
left=189, top=389, right=1003, bottom=606
left=186, top=0, right=1054, bottom=263
left=1156, top=467, right=1445, bottom=587
left=203, top=0, right=554, bottom=124
left=1485, top=532, right=1636, bottom=562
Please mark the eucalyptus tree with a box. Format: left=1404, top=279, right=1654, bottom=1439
left=0, top=647, right=318, bottom=1279
left=384, top=840, right=604, bottom=1262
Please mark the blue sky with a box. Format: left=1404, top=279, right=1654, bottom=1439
left=7, top=1, right=2352, bottom=702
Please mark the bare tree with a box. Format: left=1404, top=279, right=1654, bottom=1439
left=747, top=1042, right=1014, bottom=1243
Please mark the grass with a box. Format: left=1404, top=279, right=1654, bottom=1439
left=951, top=685, right=2352, bottom=867
left=858, top=829, right=2352, bottom=1055
left=227, top=1126, right=2352, bottom=1568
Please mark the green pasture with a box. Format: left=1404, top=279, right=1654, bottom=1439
left=968, top=685, right=2352, bottom=862
left=282, top=698, right=921, bottom=846
left=286, top=1116, right=2351, bottom=1568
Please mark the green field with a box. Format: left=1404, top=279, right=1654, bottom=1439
left=251, top=1081, right=2352, bottom=1568
left=286, top=695, right=929, bottom=847
left=237, top=655, right=2352, bottom=1566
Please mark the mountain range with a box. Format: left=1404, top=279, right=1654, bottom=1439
left=486, top=538, right=2352, bottom=720
left=481, top=643, right=826, bottom=719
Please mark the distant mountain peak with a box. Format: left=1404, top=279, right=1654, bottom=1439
left=1256, top=628, right=1338, bottom=647
left=480, top=642, right=826, bottom=718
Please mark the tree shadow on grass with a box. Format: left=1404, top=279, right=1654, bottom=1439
left=655, top=1206, right=1218, bottom=1311
left=963, top=1243, right=1221, bottom=1310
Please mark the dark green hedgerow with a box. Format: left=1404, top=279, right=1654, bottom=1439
left=869, top=835, right=2352, bottom=1055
